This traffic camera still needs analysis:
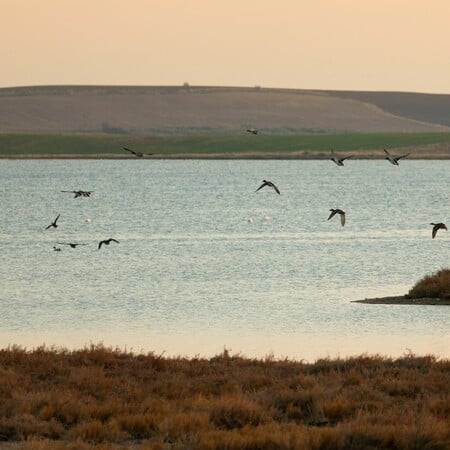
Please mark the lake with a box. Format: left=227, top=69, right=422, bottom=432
left=0, top=159, right=448, bottom=360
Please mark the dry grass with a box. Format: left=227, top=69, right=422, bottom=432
left=408, top=268, right=450, bottom=299
left=0, top=345, right=448, bottom=449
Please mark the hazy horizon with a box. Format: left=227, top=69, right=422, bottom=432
left=2, top=1, right=450, bottom=94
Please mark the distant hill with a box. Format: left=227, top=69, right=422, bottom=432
left=0, top=85, right=449, bottom=134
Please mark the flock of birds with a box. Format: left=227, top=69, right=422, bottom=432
left=46, top=142, right=447, bottom=247
left=253, top=145, right=447, bottom=238
left=45, top=190, right=120, bottom=251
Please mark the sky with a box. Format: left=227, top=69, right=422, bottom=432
left=2, top=0, right=450, bottom=93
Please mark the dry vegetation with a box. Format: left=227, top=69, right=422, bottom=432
left=0, top=345, right=449, bottom=449
left=408, top=268, right=450, bottom=300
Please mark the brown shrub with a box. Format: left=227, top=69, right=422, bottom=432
left=70, top=418, right=127, bottom=442
left=0, top=347, right=448, bottom=448
left=408, top=268, right=450, bottom=299
left=209, top=396, right=266, bottom=429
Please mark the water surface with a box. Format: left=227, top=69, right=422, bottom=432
left=0, top=160, right=448, bottom=360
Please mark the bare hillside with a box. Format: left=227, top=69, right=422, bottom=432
left=325, top=90, right=450, bottom=128
left=0, top=85, right=449, bottom=134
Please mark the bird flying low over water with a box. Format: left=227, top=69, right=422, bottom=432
left=328, top=209, right=346, bottom=226
left=45, top=214, right=60, bottom=230
left=98, top=238, right=120, bottom=250
left=53, top=246, right=61, bottom=252
left=61, top=190, right=92, bottom=198
left=384, top=149, right=409, bottom=165
left=246, top=128, right=258, bottom=135
left=331, top=149, right=352, bottom=166
left=57, top=242, right=87, bottom=248
left=123, top=147, right=154, bottom=157
left=430, top=222, right=447, bottom=239
left=256, top=180, right=281, bottom=194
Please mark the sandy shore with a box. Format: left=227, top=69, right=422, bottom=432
left=353, top=295, right=450, bottom=305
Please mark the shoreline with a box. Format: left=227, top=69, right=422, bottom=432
left=353, top=295, right=450, bottom=305
left=2, top=152, right=450, bottom=160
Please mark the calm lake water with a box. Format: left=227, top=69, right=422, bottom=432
left=0, top=159, right=448, bottom=360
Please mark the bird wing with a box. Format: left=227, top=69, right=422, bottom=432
left=340, top=213, right=346, bottom=226
left=341, top=155, right=353, bottom=161
left=55, top=214, right=60, bottom=223
left=111, top=239, right=120, bottom=243
left=397, top=153, right=410, bottom=160
left=271, top=183, right=281, bottom=194
left=98, top=241, right=103, bottom=249
left=327, top=210, right=337, bottom=221
left=383, top=149, right=392, bottom=156
left=123, top=147, right=136, bottom=155
left=145, top=153, right=154, bottom=156
left=256, top=181, right=268, bottom=192
left=432, top=226, right=437, bottom=239
left=45, top=224, right=52, bottom=230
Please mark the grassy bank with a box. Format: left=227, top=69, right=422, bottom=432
left=0, top=345, right=449, bottom=449
left=1, top=132, right=450, bottom=157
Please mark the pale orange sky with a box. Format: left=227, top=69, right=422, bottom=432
left=2, top=0, right=450, bottom=93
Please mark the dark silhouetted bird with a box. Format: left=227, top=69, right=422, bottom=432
left=331, top=149, right=352, bottom=166
left=123, top=147, right=153, bottom=157
left=430, top=223, right=447, bottom=239
left=53, top=246, right=61, bottom=252
left=256, top=180, right=280, bottom=194
left=61, top=190, right=92, bottom=198
left=57, top=242, right=87, bottom=248
left=384, top=149, right=409, bottom=165
left=45, top=214, right=60, bottom=230
left=328, top=209, right=346, bottom=226
left=246, top=128, right=258, bottom=135
left=98, top=238, right=120, bottom=250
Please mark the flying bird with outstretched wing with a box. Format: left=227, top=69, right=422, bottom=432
left=45, top=214, right=60, bottom=230
left=330, top=149, right=352, bottom=166
left=123, top=147, right=153, bottom=158
left=384, top=149, right=409, bottom=166
left=256, top=180, right=281, bottom=195
left=328, top=209, right=346, bottom=226
left=98, top=238, right=120, bottom=250
left=430, top=222, right=447, bottom=239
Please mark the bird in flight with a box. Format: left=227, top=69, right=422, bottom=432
left=330, top=149, right=352, bottom=166
left=123, top=147, right=154, bottom=158
left=430, top=223, right=447, bottom=239
left=246, top=128, right=258, bottom=135
left=256, top=180, right=281, bottom=194
left=57, top=242, right=87, bottom=248
left=98, top=238, right=120, bottom=250
left=53, top=246, right=61, bottom=252
left=61, top=190, right=92, bottom=198
left=45, top=214, right=60, bottom=230
left=384, top=149, right=409, bottom=165
left=328, top=209, right=346, bottom=226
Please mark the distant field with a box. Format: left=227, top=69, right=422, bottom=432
left=1, top=132, right=450, bottom=158
left=1, top=85, right=450, bottom=135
